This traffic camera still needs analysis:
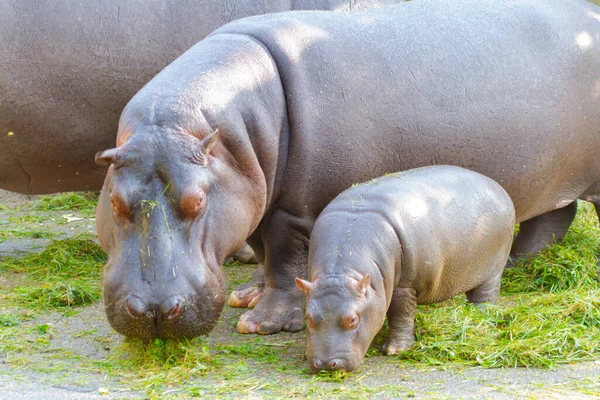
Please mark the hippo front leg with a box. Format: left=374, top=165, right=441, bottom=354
left=236, top=209, right=307, bottom=334
left=508, top=202, right=577, bottom=266
left=382, top=287, right=417, bottom=355
left=228, top=233, right=265, bottom=309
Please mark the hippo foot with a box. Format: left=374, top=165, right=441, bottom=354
left=228, top=264, right=265, bottom=308
left=236, top=288, right=305, bottom=335
left=381, top=337, right=416, bottom=356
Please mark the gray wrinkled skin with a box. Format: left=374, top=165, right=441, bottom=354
left=0, top=0, right=399, bottom=195
left=97, top=0, right=600, bottom=338
left=299, top=166, right=515, bottom=372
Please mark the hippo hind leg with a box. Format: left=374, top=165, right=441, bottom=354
left=508, top=202, right=578, bottom=266
left=382, top=287, right=417, bottom=355
left=466, top=271, right=502, bottom=306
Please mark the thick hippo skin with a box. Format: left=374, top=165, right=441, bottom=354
left=297, top=166, right=515, bottom=372
left=96, top=0, right=600, bottom=338
left=0, top=0, right=399, bottom=195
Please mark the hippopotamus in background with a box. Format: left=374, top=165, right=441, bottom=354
left=296, top=166, right=515, bottom=372
left=95, top=0, right=600, bottom=339
left=0, top=0, right=400, bottom=195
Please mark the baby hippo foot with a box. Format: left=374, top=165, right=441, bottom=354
left=228, top=264, right=264, bottom=308
left=236, top=288, right=305, bottom=334
left=382, top=334, right=416, bottom=356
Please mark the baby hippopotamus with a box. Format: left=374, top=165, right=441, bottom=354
left=296, top=166, right=515, bottom=373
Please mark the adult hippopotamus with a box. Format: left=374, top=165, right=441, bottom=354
left=95, top=0, right=600, bottom=338
left=0, top=0, right=400, bottom=195
left=296, top=166, right=515, bottom=373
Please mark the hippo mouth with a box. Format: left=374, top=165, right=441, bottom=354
left=104, top=290, right=226, bottom=339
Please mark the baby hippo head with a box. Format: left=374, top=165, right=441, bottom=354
left=296, top=273, right=385, bottom=373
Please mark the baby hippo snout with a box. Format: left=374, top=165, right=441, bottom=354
left=124, top=294, right=185, bottom=321
left=310, top=356, right=358, bottom=373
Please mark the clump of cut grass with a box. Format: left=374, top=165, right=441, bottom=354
left=32, top=192, right=98, bottom=214
left=503, top=202, right=599, bottom=293
left=0, top=239, right=105, bottom=309
left=385, top=288, right=600, bottom=368
left=10, top=281, right=99, bottom=308
left=96, top=338, right=216, bottom=390
left=0, top=228, right=58, bottom=242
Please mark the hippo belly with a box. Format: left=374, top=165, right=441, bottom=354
left=0, top=0, right=401, bottom=194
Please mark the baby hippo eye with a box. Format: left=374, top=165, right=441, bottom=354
left=342, top=314, right=360, bottom=330
left=180, top=189, right=207, bottom=218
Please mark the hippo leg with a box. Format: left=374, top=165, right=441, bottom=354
left=224, top=243, right=258, bottom=265
left=508, top=202, right=578, bottom=266
left=382, top=287, right=417, bottom=355
left=466, top=271, right=502, bottom=305
left=228, top=234, right=265, bottom=309
left=228, top=264, right=265, bottom=308
left=237, top=210, right=307, bottom=334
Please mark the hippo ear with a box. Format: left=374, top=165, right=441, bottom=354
left=95, top=148, right=119, bottom=167
left=295, top=278, right=313, bottom=294
left=199, top=129, right=219, bottom=157
left=357, top=273, right=371, bottom=296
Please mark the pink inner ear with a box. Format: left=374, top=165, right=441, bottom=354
left=295, top=277, right=312, bottom=294
left=357, top=273, right=371, bottom=295
left=95, top=148, right=119, bottom=167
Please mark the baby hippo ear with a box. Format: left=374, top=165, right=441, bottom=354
left=295, top=278, right=313, bottom=294
left=357, top=273, right=371, bottom=296
left=95, top=148, right=120, bottom=167
left=199, top=129, right=219, bottom=156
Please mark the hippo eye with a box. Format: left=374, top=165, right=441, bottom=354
left=180, top=189, right=207, bottom=219
left=343, top=314, right=360, bottom=330
left=110, top=192, right=131, bottom=220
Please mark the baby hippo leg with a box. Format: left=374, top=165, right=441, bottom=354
left=382, top=287, right=418, bottom=355
left=465, top=271, right=502, bottom=306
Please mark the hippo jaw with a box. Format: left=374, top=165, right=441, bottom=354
left=102, top=236, right=227, bottom=339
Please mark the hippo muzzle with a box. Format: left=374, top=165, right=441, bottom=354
left=308, top=350, right=360, bottom=373
left=102, top=238, right=226, bottom=339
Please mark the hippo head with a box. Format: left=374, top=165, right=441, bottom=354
left=95, top=127, right=265, bottom=339
left=296, top=272, right=386, bottom=373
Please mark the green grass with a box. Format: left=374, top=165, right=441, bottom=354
left=0, top=197, right=598, bottom=397
left=0, top=238, right=105, bottom=308
left=503, top=202, right=600, bottom=293
left=31, top=192, right=98, bottom=215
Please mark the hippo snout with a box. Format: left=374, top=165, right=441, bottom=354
left=105, top=290, right=224, bottom=339
left=124, top=294, right=185, bottom=321
left=309, top=354, right=359, bottom=373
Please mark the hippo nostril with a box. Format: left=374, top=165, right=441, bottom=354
left=124, top=296, right=147, bottom=319
left=329, top=359, right=343, bottom=370
left=160, top=295, right=186, bottom=320
left=313, top=359, right=323, bottom=371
